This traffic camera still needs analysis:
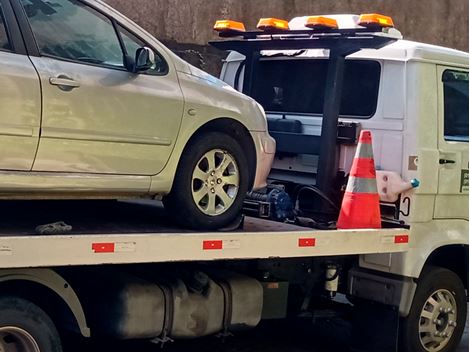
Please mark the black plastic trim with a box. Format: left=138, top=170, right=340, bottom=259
left=348, top=267, right=417, bottom=317
left=1, top=0, right=26, bottom=54
left=8, top=0, right=39, bottom=56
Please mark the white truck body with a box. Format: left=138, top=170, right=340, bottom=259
left=219, top=29, right=469, bottom=281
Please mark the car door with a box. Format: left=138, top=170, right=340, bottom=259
left=434, top=66, right=469, bottom=220
left=18, top=0, right=184, bottom=175
left=0, top=0, right=40, bottom=171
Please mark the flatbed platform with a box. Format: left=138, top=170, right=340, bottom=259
left=0, top=200, right=409, bottom=268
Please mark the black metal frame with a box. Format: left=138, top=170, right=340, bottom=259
left=210, top=28, right=398, bottom=198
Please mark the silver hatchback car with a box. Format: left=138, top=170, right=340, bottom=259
left=0, top=0, right=275, bottom=229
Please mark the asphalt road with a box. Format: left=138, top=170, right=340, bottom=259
left=65, top=317, right=468, bottom=352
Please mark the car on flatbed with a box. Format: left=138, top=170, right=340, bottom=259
left=0, top=10, right=467, bottom=352
left=0, top=0, right=275, bottom=230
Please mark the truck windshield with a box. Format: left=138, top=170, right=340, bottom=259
left=250, top=59, right=380, bottom=118
left=443, top=70, right=469, bottom=142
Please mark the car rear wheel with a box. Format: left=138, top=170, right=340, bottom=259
left=164, top=132, right=250, bottom=230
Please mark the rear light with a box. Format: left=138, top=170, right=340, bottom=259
left=358, top=13, right=394, bottom=28
left=257, top=18, right=290, bottom=31
left=305, top=16, right=338, bottom=29
left=214, top=20, right=246, bottom=33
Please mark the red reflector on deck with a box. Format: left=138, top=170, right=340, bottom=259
left=92, top=243, right=115, bottom=253
left=299, top=238, right=316, bottom=247
left=394, top=235, right=409, bottom=244
left=203, top=240, right=223, bottom=250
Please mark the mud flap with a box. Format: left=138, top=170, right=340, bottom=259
left=351, top=302, right=399, bottom=352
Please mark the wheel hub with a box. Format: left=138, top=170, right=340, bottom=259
left=0, top=327, right=41, bottom=352
left=419, top=289, right=458, bottom=352
left=192, top=149, right=240, bottom=216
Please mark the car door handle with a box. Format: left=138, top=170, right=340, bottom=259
left=49, top=75, right=80, bottom=91
left=439, top=158, right=456, bottom=165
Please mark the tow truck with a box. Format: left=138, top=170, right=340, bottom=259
left=0, top=13, right=467, bottom=352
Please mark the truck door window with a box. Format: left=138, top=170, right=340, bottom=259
left=442, top=70, right=469, bottom=142
left=20, top=0, right=124, bottom=68
left=0, top=4, right=11, bottom=51
left=251, top=59, right=380, bottom=118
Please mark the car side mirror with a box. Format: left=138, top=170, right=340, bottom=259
left=133, top=47, right=155, bottom=73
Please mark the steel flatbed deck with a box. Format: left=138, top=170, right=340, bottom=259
left=0, top=200, right=409, bottom=268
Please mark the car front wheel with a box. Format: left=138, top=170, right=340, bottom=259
left=164, top=131, right=250, bottom=230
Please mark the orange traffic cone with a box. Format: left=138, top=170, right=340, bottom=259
left=337, top=130, right=381, bottom=229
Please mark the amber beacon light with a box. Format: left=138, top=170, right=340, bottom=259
left=305, top=16, right=338, bottom=29
left=358, top=13, right=394, bottom=28
left=257, top=18, right=290, bottom=31
left=213, top=20, right=246, bottom=33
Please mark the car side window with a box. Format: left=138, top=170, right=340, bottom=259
left=0, top=3, right=11, bottom=51
left=20, top=0, right=124, bottom=68
left=442, top=70, right=469, bottom=142
left=118, top=25, right=168, bottom=75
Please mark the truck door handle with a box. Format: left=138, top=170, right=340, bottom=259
left=439, top=158, right=456, bottom=165
left=49, top=75, right=80, bottom=91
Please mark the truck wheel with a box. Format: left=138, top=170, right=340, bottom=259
left=0, top=296, right=62, bottom=352
left=164, top=131, right=249, bottom=230
left=400, top=266, right=467, bottom=352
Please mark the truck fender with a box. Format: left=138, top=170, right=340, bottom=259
left=0, top=268, right=90, bottom=337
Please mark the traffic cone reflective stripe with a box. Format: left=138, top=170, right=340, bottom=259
left=355, top=141, right=374, bottom=159
left=337, top=130, right=381, bottom=229
left=346, top=177, right=379, bottom=193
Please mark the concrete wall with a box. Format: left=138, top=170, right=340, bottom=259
left=105, top=0, right=469, bottom=75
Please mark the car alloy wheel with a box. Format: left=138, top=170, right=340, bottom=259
left=191, top=149, right=240, bottom=216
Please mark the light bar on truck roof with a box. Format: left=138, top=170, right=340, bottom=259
left=214, top=20, right=246, bottom=34
left=358, top=13, right=394, bottom=28
left=305, top=16, right=338, bottom=29
left=257, top=18, right=290, bottom=31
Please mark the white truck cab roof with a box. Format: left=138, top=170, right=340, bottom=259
left=226, top=40, right=468, bottom=68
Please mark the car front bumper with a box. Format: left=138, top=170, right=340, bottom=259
left=250, top=131, right=276, bottom=190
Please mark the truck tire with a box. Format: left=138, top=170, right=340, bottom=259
left=400, top=266, right=467, bottom=352
left=164, top=131, right=249, bottom=230
left=0, top=295, right=62, bottom=352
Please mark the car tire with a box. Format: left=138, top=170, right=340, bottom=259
left=164, top=131, right=250, bottom=230
left=400, top=266, right=467, bottom=352
left=0, top=295, right=62, bottom=352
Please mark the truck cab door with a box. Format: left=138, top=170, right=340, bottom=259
left=0, top=0, right=40, bottom=171
left=435, top=67, right=469, bottom=220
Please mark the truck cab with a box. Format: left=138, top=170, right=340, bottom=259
left=214, top=14, right=469, bottom=352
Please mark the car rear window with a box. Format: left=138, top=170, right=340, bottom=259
left=442, top=70, right=469, bottom=142
left=251, top=59, right=381, bottom=118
